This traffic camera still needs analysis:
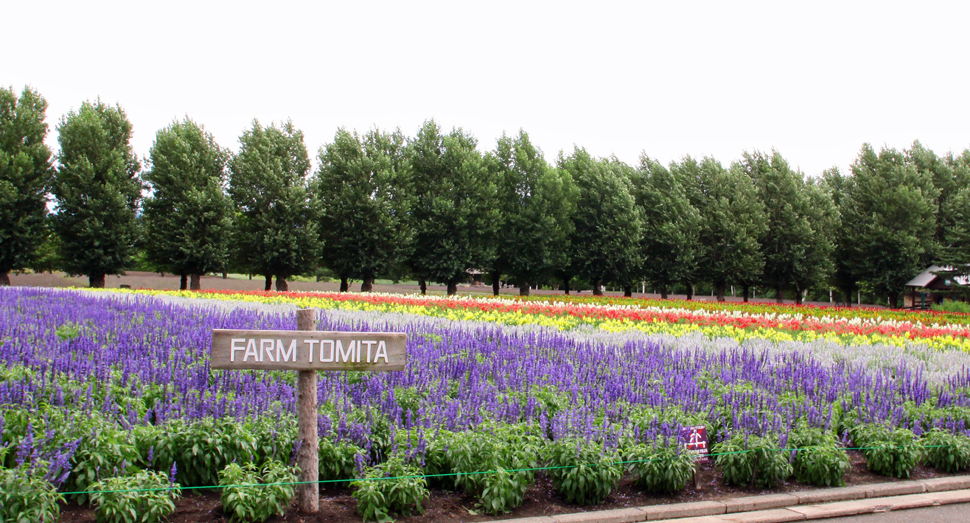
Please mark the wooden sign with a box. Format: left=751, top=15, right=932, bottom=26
left=210, top=329, right=406, bottom=371
left=210, top=310, right=408, bottom=514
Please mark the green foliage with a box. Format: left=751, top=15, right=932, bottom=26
left=52, top=99, right=142, bottom=287
left=247, top=415, right=297, bottom=465
left=406, top=120, right=499, bottom=294
left=632, top=155, right=701, bottom=297
left=738, top=150, right=836, bottom=302
left=559, top=148, right=643, bottom=293
left=922, top=429, right=970, bottom=473
left=142, top=118, right=233, bottom=283
left=438, top=426, right=541, bottom=514
left=675, top=156, right=767, bottom=299
left=789, top=428, right=850, bottom=487
left=219, top=460, right=297, bottom=523
left=853, top=425, right=921, bottom=478
left=54, top=321, right=82, bottom=341
left=626, top=437, right=696, bottom=494
left=543, top=438, right=621, bottom=505
left=0, top=467, right=62, bottom=523
left=146, top=418, right=257, bottom=487
left=89, top=469, right=180, bottom=523
left=490, top=130, right=577, bottom=294
left=228, top=119, right=318, bottom=288
left=841, top=143, right=940, bottom=308
left=0, top=86, right=54, bottom=282
left=318, top=437, right=363, bottom=485
left=932, top=300, right=970, bottom=314
left=64, top=422, right=141, bottom=504
left=351, top=453, right=428, bottom=523
left=313, top=128, right=412, bottom=289
left=712, top=433, right=792, bottom=488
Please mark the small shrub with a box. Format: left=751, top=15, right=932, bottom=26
left=627, top=437, right=696, bottom=494
left=713, top=433, right=792, bottom=488
left=151, top=418, right=257, bottom=487
left=0, top=468, right=62, bottom=523
left=543, top=438, right=621, bottom=505
left=854, top=425, right=921, bottom=478
left=352, top=453, right=428, bottom=523
left=319, top=437, right=363, bottom=485
left=931, top=300, right=970, bottom=314
left=790, top=428, right=850, bottom=487
left=89, top=470, right=180, bottom=523
left=443, top=427, right=541, bottom=514
left=64, top=423, right=141, bottom=504
left=922, top=429, right=970, bottom=473
left=219, top=460, right=297, bottom=523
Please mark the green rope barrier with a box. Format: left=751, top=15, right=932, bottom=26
left=55, top=443, right=957, bottom=496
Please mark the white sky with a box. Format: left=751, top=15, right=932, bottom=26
left=4, top=0, right=969, bottom=177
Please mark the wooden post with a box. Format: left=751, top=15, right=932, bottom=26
left=296, top=309, right=319, bottom=513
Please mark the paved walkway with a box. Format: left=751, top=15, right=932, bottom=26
left=495, top=476, right=970, bottom=523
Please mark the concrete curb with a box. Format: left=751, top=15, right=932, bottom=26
left=495, top=476, right=970, bottom=523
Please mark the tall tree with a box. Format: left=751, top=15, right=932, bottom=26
left=228, top=120, right=317, bottom=292
left=53, top=100, right=141, bottom=288
left=491, top=130, right=576, bottom=296
left=631, top=155, right=700, bottom=299
left=842, top=143, right=939, bottom=308
left=143, top=118, right=233, bottom=290
left=739, top=150, right=835, bottom=304
left=313, top=128, right=411, bottom=292
left=0, top=86, right=54, bottom=286
left=406, top=120, right=498, bottom=295
left=676, top=156, right=766, bottom=301
left=939, top=148, right=970, bottom=272
left=820, top=167, right=857, bottom=304
left=559, top=148, right=642, bottom=296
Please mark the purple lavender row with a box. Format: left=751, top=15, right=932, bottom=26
left=1, top=287, right=969, bottom=450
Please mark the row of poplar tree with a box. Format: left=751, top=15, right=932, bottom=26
left=3, top=86, right=969, bottom=307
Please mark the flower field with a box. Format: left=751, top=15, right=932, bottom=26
left=3, top=287, right=970, bottom=521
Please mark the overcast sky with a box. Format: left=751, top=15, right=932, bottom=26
left=5, top=0, right=969, bottom=177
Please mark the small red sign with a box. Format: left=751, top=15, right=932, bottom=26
left=682, top=425, right=709, bottom=462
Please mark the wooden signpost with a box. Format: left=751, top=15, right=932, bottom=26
left=210, top=309, right=407, bottom=513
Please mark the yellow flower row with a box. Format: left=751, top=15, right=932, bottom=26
left=98, top=289, right=970, bottom=353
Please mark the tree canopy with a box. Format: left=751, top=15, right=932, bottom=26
left=0, top=86, right=54, bottom=285
left=52, top=100, right=141, bottom=288
left=491, top=130, right=576, bottom=296
left=143, top=118, right=233, bottom=290
left=314, top=128, right=412, bottom=292
left=228, top=120, right=318, bottom=291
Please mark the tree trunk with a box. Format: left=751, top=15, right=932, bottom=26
left=686, top=284, right=694, bottom=301
left=491, top=271, right=500, bottom=296
left=623, top=285, right=633, bottom=297
left=889, top=293, right=899, bottom=309
left=339, top=278, right=349, bottom=292
left=0, top=272, right=9, bottom=286
left=716, top=282, right=726, bottom=302
left=592, top=280, right=603, bottom=296
left=446, top=282, right=457, bottom=295
left=361, top=277, right=374, bottom=292
left=180, top=274, right=188, bottom=290
left=418, top=278, right=426, bottom=295
left=742, top=285, right=750, bottom=303
left=660, top=285, right=668, bottom=300
left=563, top=278, right=570, bottom=295
left=222, top=272, right=227, bottom=279
left=89, top=274, right=106, bottom=288
left=519, top=281, right=530, bottom=296
left=275, top=275, right=288, bottom=292
left=776, top=285, right=784, bottom=304
left=264, top=274, right=272, bottom=291
left=190, top=274, right=201, bottom=290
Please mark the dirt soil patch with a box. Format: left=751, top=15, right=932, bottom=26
left=56, top=451, right=956, bottom=522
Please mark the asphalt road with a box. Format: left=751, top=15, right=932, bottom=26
left=821, top=503, right=970, bottom=522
